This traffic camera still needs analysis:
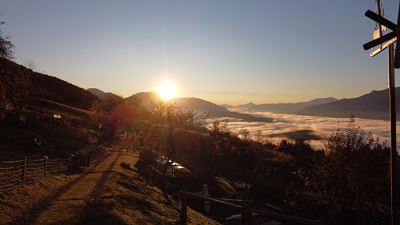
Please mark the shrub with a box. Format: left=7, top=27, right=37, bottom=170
left=297, top=119, right=390, bottom=225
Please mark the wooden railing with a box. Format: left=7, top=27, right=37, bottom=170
left=0, top=153, right=92, bottom=193
left=180, top=192, right=323, bottom=225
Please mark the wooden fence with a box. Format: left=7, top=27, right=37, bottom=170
left=0, top=153, right=92, bottom=193
left=180, top=192, right=323, bottom=225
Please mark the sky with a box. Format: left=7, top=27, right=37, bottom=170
left=1, top=0, right=399, bottom=104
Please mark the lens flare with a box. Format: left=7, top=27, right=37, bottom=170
left=156, top=81, right=176, bottom=101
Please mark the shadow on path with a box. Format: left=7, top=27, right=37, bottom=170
left=8, top=154, right=109, bottom=225
left=78, top=153, right=121, bottom=225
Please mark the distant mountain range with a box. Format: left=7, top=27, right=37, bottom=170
left=127, top=89, right=400, bottom=121
left=220, top=102, right=256, bottom=109
left=174, top=97, right=273, bottom=122
left=297, top=89, right=400, bottom=120
left=87, top=88, right=118, bottom=99
left=125, top=92, right=273, bottom=123
left=223, top=97, right=337, bottom=113
left=224, top=89, right=400, bottom=120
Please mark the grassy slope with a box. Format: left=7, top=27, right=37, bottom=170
left=28, top=97, right=92, bottom=119
left=0, top=58, right=98, bottom=110
left=0, top=58, right=100, bottom=160
left=0, top=176, right=71, bottom=225
left=0, top=114, right=99, bottom=160
left=0, top=149, right=221, bottom=225
left=82, top=152, right=221, bottom=225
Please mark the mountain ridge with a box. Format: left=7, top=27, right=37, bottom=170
left=0, top=57, right=98, bottom=110
left=87, top=88, right=118, bottom=99
left=224, top=89, right=400, bottom=121
left=227, top=97, right=337, bottom=113
left=297, top=88, right=400, bottom=120
left=125, top=92, right=273, bottom=123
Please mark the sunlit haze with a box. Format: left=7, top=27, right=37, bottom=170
left=156, top=80, right=177, bottom=101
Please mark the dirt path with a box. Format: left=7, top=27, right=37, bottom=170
left=6, top=150, right=221, bottom=225
left=10, top=151, right=125, bottom=225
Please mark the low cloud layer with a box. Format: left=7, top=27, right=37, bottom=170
left=209, top=109, right=399, bottom=149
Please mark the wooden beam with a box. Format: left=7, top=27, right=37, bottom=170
left=395, top=2, right=400, bottom=68
left=365, top=10, right=397, bottom=30
left=370, top=37, right=397, bottom=57
left=364, top=31, right=397, bottom=50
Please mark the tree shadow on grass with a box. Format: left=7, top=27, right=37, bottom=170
left=77, top=154, right=121, bottom=225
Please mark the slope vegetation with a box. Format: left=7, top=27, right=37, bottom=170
left=0, top=58, right=100, bottom=160
left=0, top=57, right=97, bottom=110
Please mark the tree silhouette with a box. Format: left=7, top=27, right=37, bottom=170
left=297, top=119, right=390, bottom=225
left=0, top=21, right=13, bottom=59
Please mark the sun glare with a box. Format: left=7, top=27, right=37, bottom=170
left=156, top=81, right=177, bottom=101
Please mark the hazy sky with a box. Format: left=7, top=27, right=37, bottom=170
left=1, top=0, right=399, bottom=104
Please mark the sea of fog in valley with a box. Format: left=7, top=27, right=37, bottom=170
left=210, top=108, right=400, bottom=150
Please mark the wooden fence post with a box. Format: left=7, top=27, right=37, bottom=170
left=87, top=153, right=91, bottom=167
left=69, top=154, right=74, bottom=171
left=85, top=154, right=89, bottom=167
left=241, top=205, right=246, bottom=225
left=180, top=192, right=187, bottom=225
left=78, top=154, right=81, bottom=167
left=83, top=154, right=87, bottom=167
left=57, top=158, right=61, bottom=174
left=22, top=157, right=27, bottom=184
left=241, top=201, right=251, bottom=225
left=247, top=201, right=252, bottom=225
left=44, top=156, right=48, bottom=176
left=81, top=155, right=85, bottom=167
left=203, top=184, right=210, bottom=213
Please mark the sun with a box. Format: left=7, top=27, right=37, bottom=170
left=156, top=81, right=177, bottom=101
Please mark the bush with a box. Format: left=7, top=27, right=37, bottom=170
left=0, top=21, right=13, bottom=59
left=297, top=119, right=390, bottom=225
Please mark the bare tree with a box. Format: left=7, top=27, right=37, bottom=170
left=25, top=60, right=37, bottom=71
left=239, top=128, right=250, bottom=141
left=0, top=21, right=13, bottom=59
left=7, top=71, right=31, bottom=116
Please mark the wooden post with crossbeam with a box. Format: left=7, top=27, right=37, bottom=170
left=363, top=1, right=400, bottom=225
left=389, top=42, right=398, bottom=225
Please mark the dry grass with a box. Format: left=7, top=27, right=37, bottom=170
left=0, top=150, right=221, bottom=225
left=0, top=175, right=71, bottom=225
left=80, top=152, right=221, bottom=225
left=29, top=97, right=92, bottom=119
